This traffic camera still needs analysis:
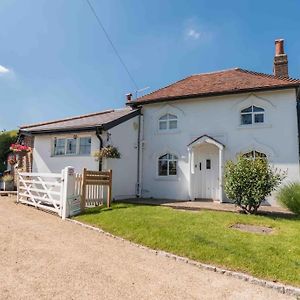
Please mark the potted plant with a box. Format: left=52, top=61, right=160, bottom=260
left=2, top=174, right=14, bottom=191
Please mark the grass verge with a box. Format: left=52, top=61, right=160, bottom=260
left=74, top=203, right=300, bottom=286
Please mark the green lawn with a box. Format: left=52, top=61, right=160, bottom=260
left=74, top=203, right=300, bottom=286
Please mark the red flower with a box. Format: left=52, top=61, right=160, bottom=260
left=10, top=143, right=31, bottom=153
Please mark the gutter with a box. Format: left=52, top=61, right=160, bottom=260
left=96, top=127, right=103, bottom=171
left=136, top=113, right=143, bottom=197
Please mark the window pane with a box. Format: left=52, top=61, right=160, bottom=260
left=158, top=160, right=168, bottom=176
left=254, top=151, right=267, bottom=158
left=159, top=121, right=167, bottom=130
left=169, top=120, right=177, bottom=129
left=253, top=106, right=264, bottom=112
left=168, top=114, right=177, bottom=120
left=159, top=114, right=168, bottom=120
left=241, top=106, right=252, bottom=113
left=66, top=139, right=76, bottom=155
left=243, top=151, right=254, bottom=158
left=79, top=137, right=91, bottom=155
left=54, top=138, right=65, bottom=155
left=169, top=161, right=177, bottom=175
left=159, top=154, right=168, bottom=160
left=254, top=113, right=264, bottom=123
left=206, top=159, right=211, bottom=169
left=241, top=113, right=252, bottom=125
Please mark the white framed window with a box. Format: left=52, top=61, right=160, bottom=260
left=241, top=106, right=264, bottom=125
left=159, top=114, right=178, bottom=131
left=243, top=151, right=267, bottom=159
left=79, top=137, right=91, bottom=155
left=53, top=136, right=91, bottom=156
left=158, top=153, right=178, bottom=176
left=66, top=138, right=77, bottom=155
left=54, top=138, right=66, bottom=156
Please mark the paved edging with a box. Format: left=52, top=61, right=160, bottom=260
left=67, top=218, right=300, bottom=298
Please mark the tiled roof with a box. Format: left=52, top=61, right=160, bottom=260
left=129, top=68, right=300, bottom=105
left=20, top=107, right=139, bottom=133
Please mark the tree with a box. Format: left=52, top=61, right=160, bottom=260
left=224, top=155, right=284, bottom=214
left=0, top=130, right=17, bottom=173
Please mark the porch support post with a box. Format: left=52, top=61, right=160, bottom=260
left=218, top=147, right=224, bottom=203
left=188, top=148, right=193, bottom=200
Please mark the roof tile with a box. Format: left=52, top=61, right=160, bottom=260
left=129, top=68, right=300, bottom=104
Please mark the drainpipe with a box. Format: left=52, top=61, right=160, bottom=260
left=136, top=113, right=143, bottom=197
left=96, top=127, right=103, bottom=171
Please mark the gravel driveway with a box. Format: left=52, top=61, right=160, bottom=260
left=0, top=197, right=294, bottom=300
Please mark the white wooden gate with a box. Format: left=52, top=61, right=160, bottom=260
left=17, top=171, right=64, bottom=216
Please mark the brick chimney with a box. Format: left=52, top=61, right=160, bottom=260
left=273, top=39, right=288, bottom=78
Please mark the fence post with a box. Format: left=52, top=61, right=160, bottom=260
left=61, top=166, right=75, bottom=220
left=107, top=169, right=112, bottom=208
left=80, top=168, right=87, bottom=212
left=16, top=169, right=20, bottom=203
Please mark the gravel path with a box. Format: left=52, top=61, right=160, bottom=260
left=0, top=197, right=294, bottom=300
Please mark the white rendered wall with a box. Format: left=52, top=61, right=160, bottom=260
left=102, top=116, right=139, bottom=199
left=32, top=132, right=99, bottom=174
left=140, top=89, right=300, bottom=206
left=32, top=116, right=139, bottom=200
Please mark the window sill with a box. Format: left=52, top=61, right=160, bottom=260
left=154, top=176, right=179, bottom=182
left=51, top=154, right=91, bottom=158
left=156, top=129, right=181, bottom=135
left=237, top=123, right=272, bottom=130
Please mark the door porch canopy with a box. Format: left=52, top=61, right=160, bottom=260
left=187, top=135, right=225, bottom=202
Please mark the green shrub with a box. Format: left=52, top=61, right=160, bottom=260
left=224, top=156, right=284, bottom=214
left=277, top=183, right=300, bottom=215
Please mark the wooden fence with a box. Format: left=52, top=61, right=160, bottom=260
left=75, top=169, right=112, bottom=210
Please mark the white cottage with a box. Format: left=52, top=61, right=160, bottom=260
left=20, top=39, right=300, bottom=206
left=20, top=108, right=141, bottom=200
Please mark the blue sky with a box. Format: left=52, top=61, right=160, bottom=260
left=0, top=0, right=299, bottom=130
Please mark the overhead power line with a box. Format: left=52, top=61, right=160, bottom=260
left=85, top=0, right=139, bottom=90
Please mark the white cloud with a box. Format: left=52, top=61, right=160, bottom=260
left=187, top=29, right=201, bottom=40
left=0, top=64, right=10, bottom=74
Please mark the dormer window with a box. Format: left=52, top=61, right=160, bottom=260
left=241, top=106, right=264, bottom=125
left=159, top=114, right=178, bottom=130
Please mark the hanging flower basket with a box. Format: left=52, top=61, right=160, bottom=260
left=10, top=143, right=31, bottom=153
left=94, top=146, right=121, bottom=160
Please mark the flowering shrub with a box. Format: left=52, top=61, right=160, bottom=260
left=10, top=144, right=31, bottom=153
left=224, top=155, right=285, bottom=214
left=94, top=146, right=121, bottom=159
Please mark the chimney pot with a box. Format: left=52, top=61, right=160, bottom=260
left=126, top=93, right=133, bottom=102
left=275, top=39, right=285, bottom=56
left=273, top=39, right=288, bottom=78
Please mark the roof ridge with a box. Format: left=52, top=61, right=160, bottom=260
left=236, top=68, right=300, bottom=83
left=189, top=68, right=239, bottom=77
left=133, top=68, right=240, bottom=102
left=20, top=108, right=130, bottom=129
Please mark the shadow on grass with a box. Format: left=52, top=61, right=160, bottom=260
left=79, top=204, right=131, bottom=216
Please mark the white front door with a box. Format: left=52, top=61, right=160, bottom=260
left=194, top=146, right=219, bottom=200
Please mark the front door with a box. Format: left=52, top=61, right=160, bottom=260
left=195, top=146, right=219, bottom=200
